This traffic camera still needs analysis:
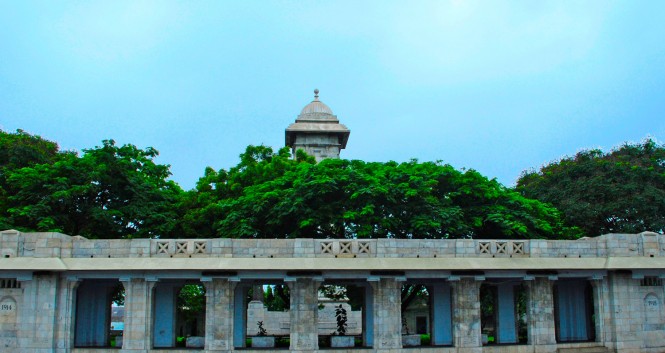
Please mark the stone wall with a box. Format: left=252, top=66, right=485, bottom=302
left=1, top=230, right=665, bottom=352
left=246, top=301, right=363, bottom=336
left=2, top=230, right=663, bottom=260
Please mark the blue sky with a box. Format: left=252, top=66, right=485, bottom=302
left=2, top=1, right=664, bottom=190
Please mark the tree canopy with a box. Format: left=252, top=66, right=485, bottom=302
left=179, top=145, right=572, bottom=239
left=0, top=129, right=584, bottom=240
left=517, top=139, right=665, bottom=236
left=1, top=130, right=181, bottom=238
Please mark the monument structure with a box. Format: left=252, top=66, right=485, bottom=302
left=1, top=230, right=665, bottom=353
left=285, top=89, right=350, bottom=162
left=0, top=92, right=664, bottom=353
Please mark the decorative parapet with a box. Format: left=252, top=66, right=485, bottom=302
left=152, top=240, right=210, bottom=256
left=476, top=240, right=528, bottom=256
left=316, top=239, right=374, bottom=257
left=1, top=230, right=664, bottom=260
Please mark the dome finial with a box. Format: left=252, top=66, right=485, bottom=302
left=314, top=88, right=319, bottom=100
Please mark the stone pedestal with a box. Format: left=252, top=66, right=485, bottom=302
left=203, top=278, right=235, bottom=351
left=402, top=334, right=422, bottom=346
left=331, top=335, right=354, bottom=347
left=288, top=278, right=319, bottom=351
left=186, top=336, right=204, bottom=348
left=251, top=336, right=275, bottom=348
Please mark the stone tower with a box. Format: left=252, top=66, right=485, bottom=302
left=285, top=89, right=350, bottom=161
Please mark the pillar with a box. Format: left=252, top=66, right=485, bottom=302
left=527, top=278, right=556, bottom=351
left=54, top=278, right=79, bottom=352
left=372, top=278, right=402, bottom=349
left=453, top=278, right=482, bottom=353
left=606, top=272, right=642, bottom=352
left=121, top=278, right=156, bottom=352
left=431, top=282, right=453, bottom=346
left=17, top=273, right=58, bottom=352
left=589, top=278, right=605, bottom=344
left=496, top=282, right=517, bottom=343
left=288, top=277, right=319, bottom=351
left=203, top=278, right=235, bottom=351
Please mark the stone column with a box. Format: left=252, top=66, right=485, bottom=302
left=526, top=277, right=556, bottom=352
left=288, top=277, right=319, bottom=351
left=372, top=278, right=402, bottom=349
left=121, top=278, right=156, bottom=352
left=53, top=278, right=79, bottom=353
left=589, top=277, right=606, bottom=344
left=452, top=278, right=482, bottom=353
left=606, top=272, right=642, bottom=352
left=17, top=273, right=59, bottom=353
left=203, top=278, right=235, bottom=351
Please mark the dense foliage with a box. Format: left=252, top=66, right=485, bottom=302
left=0, top=130, right=182, bottom=238
left=177, top=284, right=206, bottom=325
left=179, top=145, right=570, bottom=239
left=517, top=139, right=665, bottom=236
left=0, top=128, right=589, bottom=240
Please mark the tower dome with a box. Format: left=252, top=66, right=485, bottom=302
left=299, top=89, right=333, bottom=115
left=285, top=89, right=351, bottom=162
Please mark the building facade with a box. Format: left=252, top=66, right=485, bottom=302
left=1, top=229, right=665, bottom=353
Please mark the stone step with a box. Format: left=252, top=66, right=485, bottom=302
left=557, top=346, right=610, bottom=353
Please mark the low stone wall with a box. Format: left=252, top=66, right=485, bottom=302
left=2, top=230, right=663, bottom=260
left=247, top=301, right=363, bottom=336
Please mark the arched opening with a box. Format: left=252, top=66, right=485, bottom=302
left=153, top=281, right=206, bottom=348
left=317, top=283, right=369, bottom=348
left=480, top=280, right=527, bottom=345
left=74, top=279, right=123, bottom=348
left=554, top=279, right=596, bottom=343
left=401, top=282, right=453, bottom=347
left=234, top=281, right=290, bottom=349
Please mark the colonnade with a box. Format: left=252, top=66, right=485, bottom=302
left=2, top=231, right=664, bottom=352
left=64, top=274, right=599, bottom=352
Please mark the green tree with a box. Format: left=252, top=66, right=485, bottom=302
left=264, top=284, right=289, bottom=311
left=4, top=140, right=181, bottom=238
left=178, top=145, right=315, bottom=238
left=211, top=156, right=570, bottom=239
left=0, top=129, right=67, bottom=229
left=177, top=284, right=206, bottom=323
left=0, top=129, right=63, bottom=173
left=517, top=139, right=665, bottom=236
